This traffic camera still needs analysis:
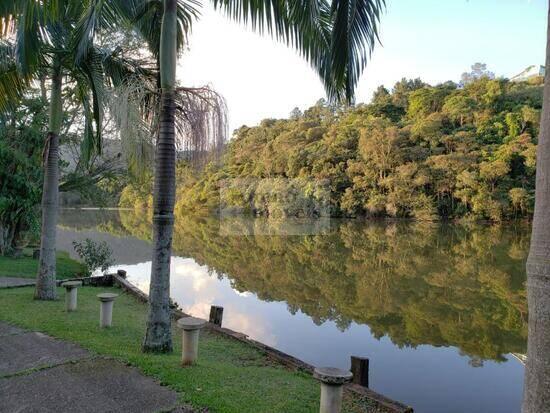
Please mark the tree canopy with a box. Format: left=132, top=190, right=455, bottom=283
left=121, top=75, right=544, bottom=221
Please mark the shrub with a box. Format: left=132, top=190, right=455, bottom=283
left=72, top=239, right=114, bottom=276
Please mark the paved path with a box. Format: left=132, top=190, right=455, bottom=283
left=0, top=322, right=192, bottom=413
left=0, top=277, right=35, bottom=288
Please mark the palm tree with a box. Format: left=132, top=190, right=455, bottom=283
left=141, top=0, right=182, bottom=352
left=74, top=0, right=220, bottom=352
left=523, top=2, right=550, bottom=412
left=0, top=1, right=155, bottom=300
left=138, top=0, right=386, bottom=352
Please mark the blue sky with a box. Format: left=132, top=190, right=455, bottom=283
left=177, top=0, right=548, bottom=133
left=376, top=0, right=546, bottom=83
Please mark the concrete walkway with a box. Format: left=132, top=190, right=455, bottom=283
left=0, top=322, right=192, bottom=413
left=0, top=277, right=35, bottom=288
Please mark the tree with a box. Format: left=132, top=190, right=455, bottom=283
left=1, top=1, right=155, bottom=300
left=407, top=87, right=449, bottom=119
left=460, top=62, right=495, bottom=87
left=358, top=117, right=402, bottom=180
left=443, top=94, right=476, bottom=126
left=138, top=0, right=387, bottom=352
left=505, top=112, right=523, bottom=138
left=0, top=93, right=46, bottom=255
left=523, top=3, right=550, bottom=411
left=369, top=85, right=404, bottom=121
left=104, top=0, right=223, bottom=353
left=391, top=77, right=425, bottom=109
left=290, top=107, right=303, bottom=120
left=509, top=187, right=529, bottom=217
left=372, top=85, right=391, bottom=104
left=140, top=0, right=181, bottom=353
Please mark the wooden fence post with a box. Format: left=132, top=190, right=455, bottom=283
left=350, top=356, right=369, bottom=388
left=209, top=305, right=224, bottom=327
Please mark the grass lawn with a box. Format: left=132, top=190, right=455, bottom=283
left=0, top=250, right=85, bottom=279
left=0, top=286, right=365, bottom=413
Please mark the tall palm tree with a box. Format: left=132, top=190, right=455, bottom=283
left=139, top=0, right=386, bottom=352
left=141, top=0, right=182, bottom=352
left=77, top=0, right=220, bottom=352
left=523, top=2, right=550, bottom=411
left=0, top=1, right=155, bottom=300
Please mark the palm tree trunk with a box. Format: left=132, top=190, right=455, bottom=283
left=522, top=2, right=550, bottom=411
left=142, top=0, right=177, bottom=353
left=34, top=59, right=63, bottom=300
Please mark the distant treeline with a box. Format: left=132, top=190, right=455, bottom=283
left=121, top=75, right=544, bottom=221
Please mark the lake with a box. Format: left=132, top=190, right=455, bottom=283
left=57, top=209, right=528, bottom=413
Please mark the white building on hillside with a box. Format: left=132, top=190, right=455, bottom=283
left=510, top=65, right=545, bottom=82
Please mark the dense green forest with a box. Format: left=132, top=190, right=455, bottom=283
left=121, top=74, right=543, bottom=221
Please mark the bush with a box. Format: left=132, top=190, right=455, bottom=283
left=72, top=239, right=114, bottom=276
left=0, top=96, right=45, bottom=256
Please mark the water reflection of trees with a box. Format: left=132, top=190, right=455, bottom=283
left=64, top=209, right=529, bottom=362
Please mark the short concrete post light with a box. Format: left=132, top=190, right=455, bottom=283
left=313, top=367, right=353, bottom=413
left=97, top=293, right=118, bottom=328
left=61, top=281, right=82, bottom=312
left=177, top=317, right=207, bottom=365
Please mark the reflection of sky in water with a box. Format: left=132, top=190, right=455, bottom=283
left=123, top=258, right=277, bottom=346
left=107, top=257, right=525, bottom=413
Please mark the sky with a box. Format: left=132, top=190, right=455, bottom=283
left=177, top=0, right=548, bottom=133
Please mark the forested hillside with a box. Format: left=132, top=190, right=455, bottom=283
left=121, top=75, right=544, bottom=221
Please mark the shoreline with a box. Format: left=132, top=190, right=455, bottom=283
left=112, top=273, right=413, bottom=413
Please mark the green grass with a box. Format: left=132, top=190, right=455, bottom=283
left=0, top=286, right=327, bottom=413
left=0, top=250, right=85, bottom=279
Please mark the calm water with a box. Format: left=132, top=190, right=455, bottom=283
left=57, top=209, right=528, bottom=413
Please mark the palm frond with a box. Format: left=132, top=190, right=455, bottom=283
left=72, top=0, right=125, bottom=63
left=108, top=78, right=227, bottom=174
left=131, top=0, right=200, bottom=59
left=71, top=47, right=106, bottom=163
left=0, top=0, right=27, bottom=37
left=0, top=15, right=16, bottom=38
left=0, top=40, right=31, bottom=112
left=98, top=45, right=158, bottom=88
left=108, top=79, right=157, bottom=177
left=329, top=0, right=384, bottom=102
left=73, top=78, right=96, bottom=165
left=15, top=0, right=45, bottom=74
left=212, top=0, right=385, bottom=103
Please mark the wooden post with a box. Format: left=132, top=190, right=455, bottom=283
left=350, top=356, right=369, bottom=388
left=209, top=305, right=224, bottom=327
